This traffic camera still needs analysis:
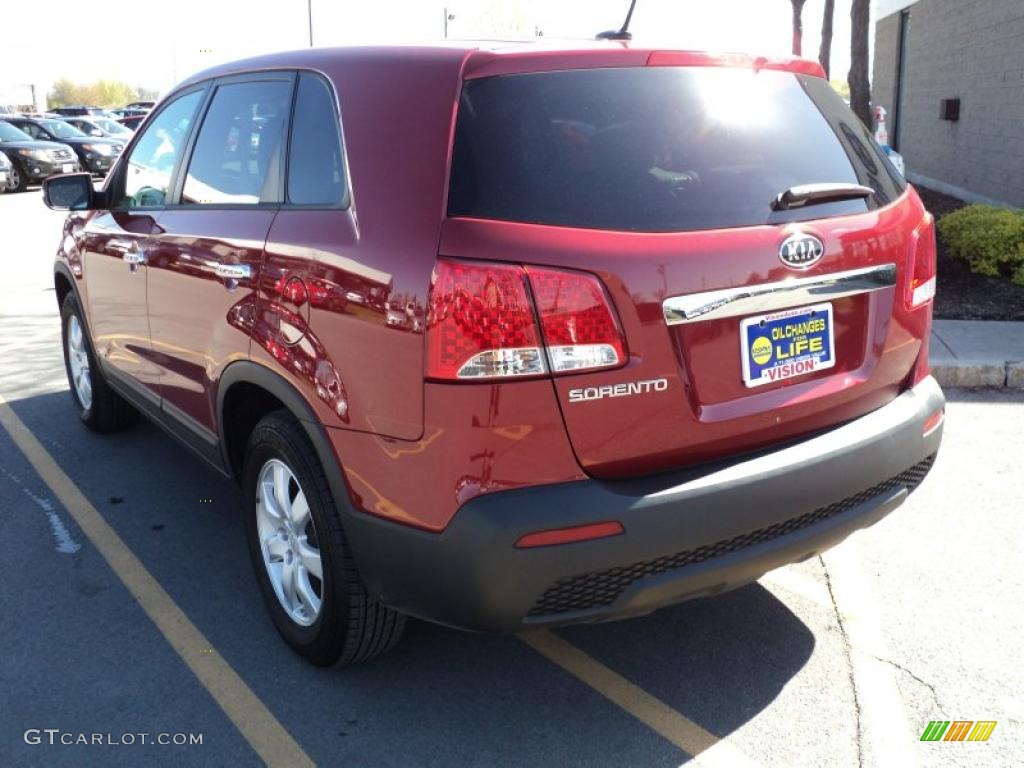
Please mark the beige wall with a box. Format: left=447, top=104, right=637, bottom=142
left=872, top=0, right=1024, bottom=207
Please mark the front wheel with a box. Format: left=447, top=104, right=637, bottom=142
left=242, top=412, right=406, bottom=666
left=60, top=293, right=136, bottom=432
left=9, top=163, right=27, bottom=192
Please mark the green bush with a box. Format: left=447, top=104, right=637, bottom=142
left=936, top=204, right=1024, bottom=285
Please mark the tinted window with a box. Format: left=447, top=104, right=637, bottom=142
left=15, top=122, right=45, bottom=140
left=120, top=89, right=204, bottom=208
left=0, top=121, right=33, bottom=141
left=183, top=80, right=291, bottom=205
left=287, top=73, right=347, bottom=206
left=39, top=119, right=85, bottom=139
left=449, top=68, right=906, bottom=232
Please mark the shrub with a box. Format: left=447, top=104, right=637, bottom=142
left=936, top=204, right=1024, bottom=285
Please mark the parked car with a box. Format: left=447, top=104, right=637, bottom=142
left=117, top=114, right=146, bottom=131
left=0, top=150, right=11, bottom=193
left=0, top=120, right=79, bottom=191
left=43, top=42, right=944, bottom=667
left=51, top=105, right=109, bottom=117
left=4, top=117, right=124, bottom=176
left=60, top=116, right=134, bottom=140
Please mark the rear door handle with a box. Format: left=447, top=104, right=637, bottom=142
left=215, top=264, right=252, bottom=281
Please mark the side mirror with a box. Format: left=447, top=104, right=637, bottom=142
left=42, top=173, right=96, bottom=211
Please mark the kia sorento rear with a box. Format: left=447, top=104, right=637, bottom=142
left=373, top=50, right=944, bottom=632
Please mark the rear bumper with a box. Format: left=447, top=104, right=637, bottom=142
left=345, top=376, right=945, bottom=632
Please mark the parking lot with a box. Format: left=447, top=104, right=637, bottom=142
left=0, top=185, right=1021, bottom=767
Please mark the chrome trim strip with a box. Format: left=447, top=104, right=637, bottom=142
left=214, top=263, right=252, bottom=280
left=662, top=263, right=897, bottom=325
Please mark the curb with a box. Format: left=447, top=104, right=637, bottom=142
left=931, top=360, right=1024, bottom=389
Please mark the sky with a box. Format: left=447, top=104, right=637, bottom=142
left=3, top=0, right=870, bottom=100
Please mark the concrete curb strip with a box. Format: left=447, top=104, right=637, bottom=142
left=930, top=320, right=1024, bottom=389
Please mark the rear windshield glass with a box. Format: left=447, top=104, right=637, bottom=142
left=449, top=67, right=905, bottom=232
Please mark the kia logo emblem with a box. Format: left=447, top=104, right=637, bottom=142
left=778, top=233, right=825, bottom=269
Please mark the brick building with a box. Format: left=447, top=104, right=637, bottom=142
left=873, top=0, right=1024, bottom=207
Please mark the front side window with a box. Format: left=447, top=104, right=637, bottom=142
left=119, top=89, right=204, bottom=209
left=16, top=122, right=45, bottom=140
left=287, top=73, right=347, bottom=206
left=182, top=80, right=291, bottom=205
left=39, top=120, right=85, bottom=139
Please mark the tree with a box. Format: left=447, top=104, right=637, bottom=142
left=48, top=79, right=155, bottom=109
left=790, top=0, right=808, bottom=56
left=819, top=0, right=836, bottom=79
left=848, top=0, right=872, bottom=126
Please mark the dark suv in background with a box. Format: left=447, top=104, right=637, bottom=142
left=5, top=116, right=124, bottom=176
left=43, top=43, right=943, bottom=667
left=51, top=105, right=109, bottom=117
left=0, top=119, right=79, bottom=191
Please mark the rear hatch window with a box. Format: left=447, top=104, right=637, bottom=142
left=449, top=67, right=905, bottom=232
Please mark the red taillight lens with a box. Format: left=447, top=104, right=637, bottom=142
left=426, top=259, right=627, bottom=381
left=426, top=260, right=546, bottom=380
left=526, top=267, right=627, bottom=373
left=906, top=214, right=937, bottom=310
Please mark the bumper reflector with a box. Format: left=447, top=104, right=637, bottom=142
left=923, top=408, right=944, bottom=435
left=515, top=521, right=624, bottom=549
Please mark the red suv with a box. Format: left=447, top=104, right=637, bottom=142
left=43, top=43, right=944, bottom=666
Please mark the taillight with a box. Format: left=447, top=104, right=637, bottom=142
left=906, top=214, right=937, bottom=309
left=426, top=260, right=546, bottom=380
left=426, top=259, right=626, bottom=381
left=526, top=266, right=627, bottom=373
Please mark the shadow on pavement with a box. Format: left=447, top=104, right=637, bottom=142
left=5, top=390, right=816, bottom=767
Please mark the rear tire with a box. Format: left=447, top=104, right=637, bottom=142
left=242, top=411, right=406, bottom=666
left=60, top=293, right=136, bottom=432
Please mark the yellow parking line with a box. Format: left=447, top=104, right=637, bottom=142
left=0, top=395, right=314, bottom=768
left=520, top=630, right=763, bottom=768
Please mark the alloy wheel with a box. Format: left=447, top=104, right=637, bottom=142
left=66, top=315, right=92, bottom=411
left=256, top=459, right=323, bottom=626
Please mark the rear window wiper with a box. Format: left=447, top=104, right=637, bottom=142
left=771, top=182, right=874, bottom=211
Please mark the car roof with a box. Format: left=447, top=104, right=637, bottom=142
left=176, top=39, right=824, bottom=90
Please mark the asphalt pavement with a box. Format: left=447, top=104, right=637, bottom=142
left=0, top=187, right=1020, bottom=767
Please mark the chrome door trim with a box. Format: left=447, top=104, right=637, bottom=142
left=662, top=263, right=897, bottom=325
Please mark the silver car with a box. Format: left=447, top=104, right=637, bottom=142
left=0, top=150, right=11, bottom=193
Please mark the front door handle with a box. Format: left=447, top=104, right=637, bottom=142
left=214, top=264, right=252, bottom=281
left=108, top=237, right=136, bottom=254
left=122, top=251, right=146, bottom=265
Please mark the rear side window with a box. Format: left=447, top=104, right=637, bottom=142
left=287, top=73, right=347, bottom=206
left=182, top=79, right=291, bottom=205
left=449, top=67, right=906, bottom=232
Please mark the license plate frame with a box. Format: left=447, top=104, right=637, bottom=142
left=740, top=302, right=836, bottom=388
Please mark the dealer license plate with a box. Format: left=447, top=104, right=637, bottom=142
left=740, top=303, right=835, bottom=387
left=62, top=164, right=75, bottom=174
